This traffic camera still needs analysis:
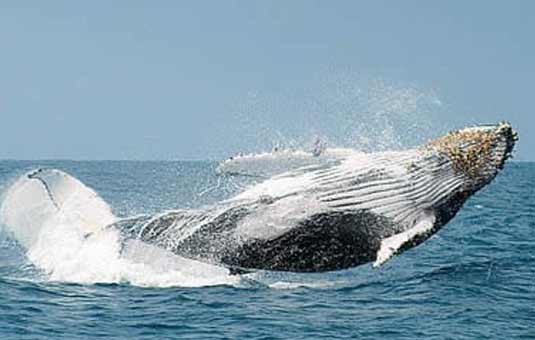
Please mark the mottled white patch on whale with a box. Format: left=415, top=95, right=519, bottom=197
left=374, top=212, right=435, bottom=267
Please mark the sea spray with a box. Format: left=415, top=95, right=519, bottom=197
left=0, top=170, right=239, bottom=288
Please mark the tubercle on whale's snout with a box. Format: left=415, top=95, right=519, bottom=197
left=423, top=122, right=517, bottom=181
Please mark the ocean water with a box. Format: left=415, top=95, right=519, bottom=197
left=0, top=160, right=533, bottom=339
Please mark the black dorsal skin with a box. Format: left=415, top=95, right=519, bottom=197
left=219, top=210, right=392, bottom=272
left=117, top=206, right=394, bottom=273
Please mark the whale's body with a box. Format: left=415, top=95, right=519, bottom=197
left=115, top=149, right=471, bottom=272
left=0, top=123, right=517, bottom=273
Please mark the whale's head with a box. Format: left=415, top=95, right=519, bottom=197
left=425, top=121, right=518, bottom=194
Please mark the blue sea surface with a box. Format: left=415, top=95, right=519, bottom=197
left=0, top=160, right=533, bottom=339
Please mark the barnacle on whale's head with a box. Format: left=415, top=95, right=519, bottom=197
left=424, top=121, right=517, bottom=191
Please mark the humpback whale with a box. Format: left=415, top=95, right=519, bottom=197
left=0, top=122, right=518, bottom=273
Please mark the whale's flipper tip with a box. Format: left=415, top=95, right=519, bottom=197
left=228, top=266, right=254, bottom=276
left=27, top=168, right=44, bottom=179
left=1, top=169, right=116, bottom=250
left=373, top=213, right=436, bottom=268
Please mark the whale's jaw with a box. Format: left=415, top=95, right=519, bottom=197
left=425, top=121, right=517, bottom=193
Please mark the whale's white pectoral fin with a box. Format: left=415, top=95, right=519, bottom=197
left=0, top=169, right=116, bottom=249
left=373, top=213, right=436, bottom=268
left=216, top=148, right=353, bottom=179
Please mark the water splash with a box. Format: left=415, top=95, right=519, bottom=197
left=0, top=169, right=239, bottom=288
left=222, top=72, right=446, bottom=155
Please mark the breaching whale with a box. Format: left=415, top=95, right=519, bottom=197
left=0, top=122, right=517, bottom=273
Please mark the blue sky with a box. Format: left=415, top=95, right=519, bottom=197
left=1, top=1, right=533, bottom=160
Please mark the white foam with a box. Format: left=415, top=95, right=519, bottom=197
left=26, top=219, right=239, bottom=287
left=0, top=170, right=239, bottom=288
left=268, top=280, right=338, bottom=290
